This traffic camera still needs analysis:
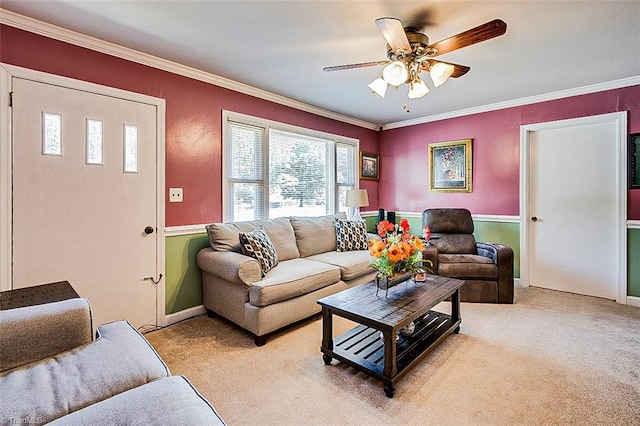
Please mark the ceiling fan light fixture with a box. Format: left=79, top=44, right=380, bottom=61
left=368, top=77, right=388, bottom=98
left=430, top=62, right=455, bottom=87
left=408, top=78, right=429, bottom=99
left=382, top=60, right=408, bottom=86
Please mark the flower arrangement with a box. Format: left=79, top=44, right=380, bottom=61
left=368, top=218, right=432, bottom=278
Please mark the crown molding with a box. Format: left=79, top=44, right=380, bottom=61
left=383, top=75, right=640, bottom=130
left=0, top=8, right=379, bottom=131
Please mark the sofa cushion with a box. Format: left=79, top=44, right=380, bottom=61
left=438, top=254, right=498, bottom=279
left=290, top=213, right=346, bottom=257
left=334, top=219, right=368, bottom=252
left=306, top=250, right=375, bottom=281
left=249, top=258, right=341, bottom=306
left=239, top=228, right=278, bottom=276
left=206, top=217, right=300, bottom=261
left=0, top=320, right=169, bottom=424
left=47, top=376, right=226, bottom=426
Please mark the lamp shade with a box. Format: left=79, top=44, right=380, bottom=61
left=345, top=189, right=369, bottom=207
left=429, top=62, right=455, bottom=87
left=408, top=78, right=429, bottom=99
left=368, top=78, right=388, bottom=98
left=382, top=61, right=408, bottom=86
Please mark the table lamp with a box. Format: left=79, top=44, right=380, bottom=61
left=345, top=189, right=369, bottom=222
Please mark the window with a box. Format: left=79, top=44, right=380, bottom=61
left=223, top=111, right=359, bottom=222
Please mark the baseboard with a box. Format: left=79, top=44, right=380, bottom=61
left=626, top=296, right=640, bottom=307
left=514, top=278, right=523, bottom=287
left=163, top=305, right=206, bottom=326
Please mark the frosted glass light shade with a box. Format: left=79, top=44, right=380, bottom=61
left=430, top=62, right=455, bottom=87
left=382, top=61, right=409, bottom=86
left=368, top=78, right=388, bottom=98
left=408, top=79, right=430, bottom=99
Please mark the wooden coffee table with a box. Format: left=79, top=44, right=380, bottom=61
left=317, top=274, right=464, bottom=398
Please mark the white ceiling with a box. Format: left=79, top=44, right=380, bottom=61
left=2, top=1, right=639, bottom=126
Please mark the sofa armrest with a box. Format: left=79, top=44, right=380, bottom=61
left=421, top=244, right=439, bottom=273
left=0, top=298, right=93, bottom=372
left=197, top=248, right=262, bottom=285
left=476, top=242, right=515, bottom=303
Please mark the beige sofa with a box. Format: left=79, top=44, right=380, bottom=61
left=197, top=213, right=377, bottom=345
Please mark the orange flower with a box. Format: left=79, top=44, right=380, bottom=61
left=399, top=218, right=410, bottom=233
left=387, top=243, right=405, bottom=263
left=377, top=220, right=395, bottom=237
left=368, top=239, right=385, bottom=258
left=400, top=241, right=413, bottom=258
left=413, top=237, right=425, bottom=252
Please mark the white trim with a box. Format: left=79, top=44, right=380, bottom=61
left=0, top=8, right=378, bottom=131
left=627, top=296, right=640, bottom=308
left=163, top=305, right=206, bottom=327
left=628, top=220, right=640, bottom=230
left=384, top=76, right=640, bottom=130
left=0, top=67, right=11, bottom=291
left=165, top=224, right=208, bottom=237
left=0, top=63, right=168, bottom=325
left=520, top=112, right=627, bottom=304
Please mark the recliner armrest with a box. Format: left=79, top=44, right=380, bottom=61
left=421, top=244, right=439, bottom=274
left=476, top=242, right=514, bottom=303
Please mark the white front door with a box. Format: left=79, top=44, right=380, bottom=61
left=11, top=76, right=160, bottom=328
left=523, top=113, right=626, bottom=301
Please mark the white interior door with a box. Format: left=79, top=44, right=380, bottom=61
left=12, top=77, right=159, bottom=328
left=526, top=115, right=624, bottom=300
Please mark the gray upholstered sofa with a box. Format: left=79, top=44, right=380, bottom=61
left=0, top=298, right=226, bottom=425
left=197, top=213, right=377, bottom=345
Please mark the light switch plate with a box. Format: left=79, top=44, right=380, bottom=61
left=169, top=188, right=183, bottom=202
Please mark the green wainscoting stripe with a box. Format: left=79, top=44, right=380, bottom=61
left=629, top=228, right=640, bottom=297
left=474, top=221, right=521, bottom=279
left=165, top=233, right=210, bottom=315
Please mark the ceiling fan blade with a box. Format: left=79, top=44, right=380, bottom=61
left=423, top=60, right=470, bottom=78
left=428, top=19, right=507, bottom=56
left=323, top=60, right=389, bottom=72
left=375, top=17, right=412, bottom=53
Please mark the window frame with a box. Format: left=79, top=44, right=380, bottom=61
left=222, top=110, right=360, bottom=222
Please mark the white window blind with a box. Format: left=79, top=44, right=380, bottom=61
left=223, top=112, right=358, bottom=222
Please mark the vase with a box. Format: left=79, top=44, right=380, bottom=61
left=375, top=271, right=412, bottom=291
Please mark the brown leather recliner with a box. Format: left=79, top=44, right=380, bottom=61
left=421, top=208, right=514, bottom=303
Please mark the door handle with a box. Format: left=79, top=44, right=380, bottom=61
left=531, top=216, right=538, bottom=222
left=144, top=226, right=155, bottom=234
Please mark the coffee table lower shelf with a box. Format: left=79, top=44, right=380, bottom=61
left=321, top=310, right=460, bottom=397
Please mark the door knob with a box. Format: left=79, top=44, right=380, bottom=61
left=144, top=226, right=155, bottom=234
left=531, top=216, right=538, bottom=222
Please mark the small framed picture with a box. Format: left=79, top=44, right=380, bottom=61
left=629, top=133, right=640, bottom=189
left=429, top=139, right=473, bottom=192
left=360, top=151, right=379, bottom=180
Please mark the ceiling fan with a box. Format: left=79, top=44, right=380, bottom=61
left=323, top=18, right=507, bottom=104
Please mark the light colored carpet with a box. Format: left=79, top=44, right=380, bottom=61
left=145, top=287, right=640, bottom=425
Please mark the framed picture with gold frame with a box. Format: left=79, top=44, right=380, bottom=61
left=429, top=139, right=472, bottom=192
left=360, top=151, right=379, bottom=180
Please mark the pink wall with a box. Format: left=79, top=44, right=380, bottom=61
left=0, top=25, right=379, bottom=226
left=380, top=86, right=640, bottom=219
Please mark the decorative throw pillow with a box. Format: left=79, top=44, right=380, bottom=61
left=334, top=219, right=369, bottom=252
left=239, top=228, right=278, bottom=276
